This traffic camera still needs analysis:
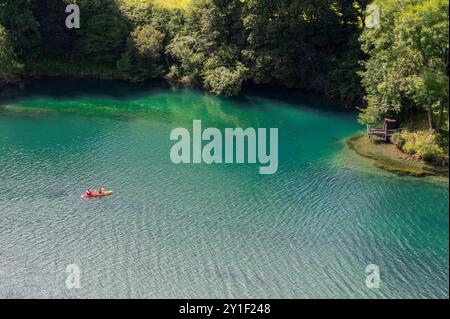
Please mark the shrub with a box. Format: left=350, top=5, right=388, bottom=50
left=415, top=131, right=447, bottom=163
left=397, top=130, right=448, bottom=165
left=0, top=25, right=23, bottom=83
left=391, top=132, right=405, bottom=149
left=166, top=35, right=205, bottom=83
left=400, top=131, right=416, bottom=155
left=203, top=66, right=244, bottom=96
left=132, top=25, right=164, bottom=60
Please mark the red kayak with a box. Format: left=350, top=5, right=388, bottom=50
left=81, top=190, right=113, bottom=199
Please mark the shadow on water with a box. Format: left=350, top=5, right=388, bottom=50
left=0, top=78, right=254, bottom=128
left=241, top=82, right=357, bottom=114
left=0, top=78, right=173, bottom=103
left=0, top=78, right=358, bottom=130
left=1, top=78, right=355, bottom=112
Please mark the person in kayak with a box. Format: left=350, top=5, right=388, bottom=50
left=98, top=187, right=105, bottom=195
left=85, top=189, right=93, bottom=197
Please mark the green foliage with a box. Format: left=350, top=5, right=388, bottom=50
left=153, top=0, right=190, bottom=10
left=165, top=0, right=246, bottom=94
left=415, top=132, right=446, bottom=162
left=0, top=0, right=41, bottom=59
left=204, top=63, right=247, bottom=96
left=116, top=51, right=135, bottom=79
left=391, top=132, right=405, bottom=149
left=117, top=0, right=184, bottom=81
left=34, top=0, right=72, bottom=58
left=242, top=0, right=364, bottom=100
left=119, top=0, right=155, bottom=25
left=71, top=0, right=128, bottom=65
left=164, top=0, right=366, bottom=97
left=397, top=130, right=448, bottom=164
left=326, top=33, right=365, bottom=104
left=358, top=0, right=449, bottom=127
left=1, top=0, right=444, bottom=113
left=166, top=34, right=205, bottom=85
left=0, top=25, right=23, bottom=83
left=132, top=25, right=164, bottom=59
left=116, top=24, right=165, bottom=81
left=402, top=132, right=416, bottom=155
left=358, top=104, right=385, bottom=125
left=0, top=0, right=368, bottom=99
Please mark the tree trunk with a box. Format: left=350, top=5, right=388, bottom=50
left=427, top=104, right=434, bottom=131
left=437, top=98, right=446, bottom=132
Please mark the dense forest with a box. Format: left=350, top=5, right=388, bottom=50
left=0, top=0, right=448, bottom=163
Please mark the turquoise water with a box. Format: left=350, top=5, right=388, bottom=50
left=0, top=79, right=448, bottom=298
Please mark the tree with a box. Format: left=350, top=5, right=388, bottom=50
left=33, top=0, right=71, bottom=58
left=359, top=0, right=449, bottom=130
left=166, top=34, right=206, bottom=86
left=0, top=25, right=23, bottom=84
left=166, top=0, right=247, bottom=94
left=0, top=0, right=40, bottom=59
left=204, top=63, right=247, bottom=96
left=241, top=0, right=364, bottom=101
left=72, top=0, right=128, bottom=64
left=132, top=25, right=164, bottom=60
left=117, top=24, right=166, bottom=81
left=0, top=0, right=388, bottom=104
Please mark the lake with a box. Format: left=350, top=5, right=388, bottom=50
left=0, top=79, right=448, bottom=298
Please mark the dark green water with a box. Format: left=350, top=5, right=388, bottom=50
left=0, top=79, right=448, bottom=298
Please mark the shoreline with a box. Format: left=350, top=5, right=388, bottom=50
left=1, top=73, right=357, bottom=110
left=347, top=134, right=449, bottom=178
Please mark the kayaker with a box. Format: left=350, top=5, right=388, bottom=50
left=98, top=187, right=105, bottom=194
left=85, top=189, right=93, bottom=196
